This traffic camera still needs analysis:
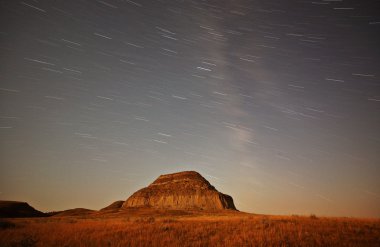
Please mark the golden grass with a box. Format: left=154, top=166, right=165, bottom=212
left=1, top=212, right=379, bottom=246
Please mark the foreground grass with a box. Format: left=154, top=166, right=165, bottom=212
left=0, top=212, right=379, bottom=246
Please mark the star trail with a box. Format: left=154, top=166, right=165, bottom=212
left=0, top=0, right=379, bottom=217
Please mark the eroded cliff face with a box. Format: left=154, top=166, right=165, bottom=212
left=122, top=171, right=236, bottom=210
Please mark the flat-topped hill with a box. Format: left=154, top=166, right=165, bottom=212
left=0, top=201, right=45, bottom=218
left=122, top=171, right=236, bottom=210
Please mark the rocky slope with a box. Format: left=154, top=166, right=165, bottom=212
left=122, top=171, right=236, bottom=210
left=100, top=200, right=124, bottom=211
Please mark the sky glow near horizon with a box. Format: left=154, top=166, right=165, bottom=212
left=0, top=0, right=379, bottom=217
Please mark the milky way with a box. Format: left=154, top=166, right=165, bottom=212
left=0, top=0, right=379, bottom=217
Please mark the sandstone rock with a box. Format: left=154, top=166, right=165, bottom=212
left=122, top=171, right=236, bottom=210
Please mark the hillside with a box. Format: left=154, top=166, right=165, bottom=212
left=0, top=201, right=45, bottom=218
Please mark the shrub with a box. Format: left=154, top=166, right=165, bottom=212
left=0, top=220, right=16, bottom=229
left=310, top=214, right=318, bottom=219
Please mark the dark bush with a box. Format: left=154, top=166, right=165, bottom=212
left=0, top=220, right=16, bottom=229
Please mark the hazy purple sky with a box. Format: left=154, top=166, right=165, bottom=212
left=0, top=0, right=379, bottom=217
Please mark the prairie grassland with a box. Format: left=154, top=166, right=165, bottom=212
left=0, top=212, right=379, bottom=247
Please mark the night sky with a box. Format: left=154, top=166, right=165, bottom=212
left=0, top=0, right=379, bottom=217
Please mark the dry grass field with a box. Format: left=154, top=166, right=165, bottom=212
left=0, top=210, right=379, bottom=247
